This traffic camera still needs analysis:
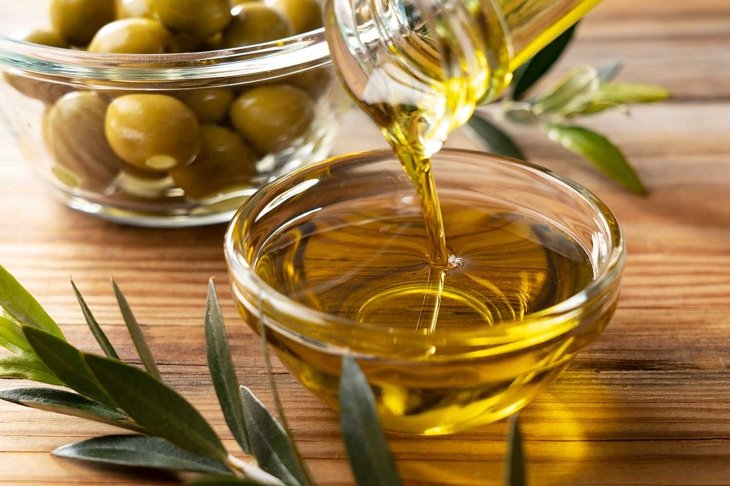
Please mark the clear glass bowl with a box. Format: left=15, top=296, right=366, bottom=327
left=0, top=0, right=347, bottom=227
left=225, top=149, right=625, bottom=435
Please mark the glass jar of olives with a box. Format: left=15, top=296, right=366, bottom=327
left=0, top=0, right=347, bottom=226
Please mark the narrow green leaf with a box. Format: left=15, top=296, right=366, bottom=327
left=0, top=316, right=31, bottom=354
left=597, top=61, right=622, bottom=82
left=53, top=435, right=230, bottom=474
left=0, top=353, right=64, bottom=385
left=511, top=23, right=579, bottom=101
left=71, top=280, right=119, bottom=359
left=545, top=124, right=647, bottom=194
left=505, top=416, right=526, bottom=486
left=84, top=354, right=227, bottom=462
left=1, top=308, right=21, bottom=324
left=256, top=309, right=313, bottom=486
left=339, top=355, right=401, bottom=486
left=0, top=387, right=143, bottom=432
left=468, top=115, right=526, bottom=160
left=562, top=81, right=669, bottom=118
left=562, top=99, right=623, bottom=118
left=240, top=386, right=306, bottom=486
left=0, top=265, right=64, bottom=339
left=190, top=475, right=261, bottom=485
left=595, top=82, right=670, bottom=104
left=111, top=279, right=160, bottom=378
left=205, top=280, right=251, bottom=454
left=533, top=66, right=599, bottom=116
left=22, top=326, right=115, bottom=405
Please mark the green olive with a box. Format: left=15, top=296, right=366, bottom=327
left=105, top=94, right=201, bottom=172
left=50, top=0, right=116, bottom=46
left=223, top=3, right=294, bottom=47
left=287, top=66, right=332, bottom=99
left=113, top=168, right=174, bottom=199
left=88, top=18, right=172, bottom=53
left=44, top=91, right=125, bottom=190
left=169, top=33, right=205, bottom=53
left=203, top=32, right=225, bottom=51
left=176, top=88, right=235, bottom=123
left=151, top=0, right=232, bottom=40
left=4, top=31, right=73, bottom=103
left=116, top=0, right=154, bottom=19
left=170, top=125, right=258, bottom=198
left=21, top=29, right=69, bottom=48
left=268, top=0, right=322, bottom=34
left=230, top=84, right=314, bottom=153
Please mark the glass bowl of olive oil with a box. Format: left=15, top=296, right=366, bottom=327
left=225, top=148, right=624, bottom=435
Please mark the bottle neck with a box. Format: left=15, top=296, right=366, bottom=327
left=325, top=0, right=508, bottom=158
left=324, top=0, right=600, bottom=156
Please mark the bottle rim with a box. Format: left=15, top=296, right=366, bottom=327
left=224, top=148, right=626, bottom=357
left=0, top=28, right=330, bottom=88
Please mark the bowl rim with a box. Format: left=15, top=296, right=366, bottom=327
left=224, top=148, right=626, bottom=343
left=0, top=27, right=329, bottom=85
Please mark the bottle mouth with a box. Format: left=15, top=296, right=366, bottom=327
left=0, top=28, right=330, bottom=88
left=224, top=149, right=625, bottom=360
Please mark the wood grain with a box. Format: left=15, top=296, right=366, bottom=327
left=1, top=0, right=730, bottom=485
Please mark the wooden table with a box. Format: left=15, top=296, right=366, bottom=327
left=1, top=1, right=729, bottom=484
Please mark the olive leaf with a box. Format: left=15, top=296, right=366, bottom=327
left=84, top=354, right=228, bottom=463
left=71, top=279, right=119, bottom=359
left=0, top=353, right=64, bottom=385
left=505, top=416, right=526, bottom=486
left=22, top=326, right=115, bottom=406
left=594, top=82, right=669, bottom=104
left=240, top=386, right=307, bottom=486
left=0, top=264, right=64, bottom=339
left=562, top=81, right=669, bottom=118
left=533, top=66, right=599, bottom=116
left=205, top=279, right=252, bottom=454
left=468, top=114, right=526, bottom=160
left=53, top=435, right=231, bottom=474
left=597, top=61, right=622, bottom=82
left=545, top=124, right=647, bottom=194
left=339, top=355, right=401, bottom=486
left=0, top=387, right=142, bottom=432
left=256, top=300, right=313, bottom=486
left=0, top=315, right=31, bottom=354
left=511, top=23, right=579, bottom=101
left=112, top=279, right=161, bottom=378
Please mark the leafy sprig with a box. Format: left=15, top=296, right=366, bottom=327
left=0, top=264, right=527, bottom=485
left=469, top=22, right=669, bottom=194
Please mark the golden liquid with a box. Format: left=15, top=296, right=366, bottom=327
left=243, top=0, right=604, bottom=434
left=245, top=190, right=597, bottom=434
left=255, top=201, right=594, bottom=329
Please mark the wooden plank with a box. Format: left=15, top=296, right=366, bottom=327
left=0, top=0, right=729, bottom=484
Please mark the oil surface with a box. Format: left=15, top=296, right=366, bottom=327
left=250, top=196, right=596, bottom=434
left=255, top=198, right=593, bottom=330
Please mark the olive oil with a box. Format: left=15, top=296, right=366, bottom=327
left=241, top=0, right=606, bottom=433
left=255, top=199, right=594, bottom=328
left=247, top=187, right=597, bottom=434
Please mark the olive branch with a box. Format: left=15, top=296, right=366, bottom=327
left=0, top=264, right=525, bottom=485
left=469, top=23, right=669, bottom=195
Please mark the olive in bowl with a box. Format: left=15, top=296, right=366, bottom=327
left=0, top=0, right=348, bottom=226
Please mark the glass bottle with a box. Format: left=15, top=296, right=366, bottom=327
left=324, top=0, right=602, bottom=159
